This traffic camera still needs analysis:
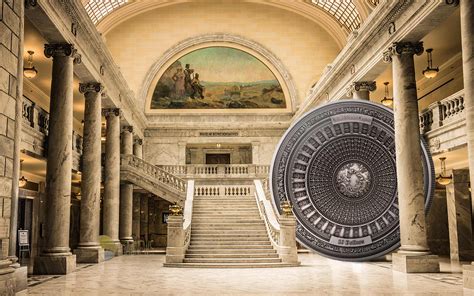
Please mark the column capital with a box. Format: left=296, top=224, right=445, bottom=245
left=102, top=108, right=121, bottom=119
left=44, top=43, right=82, bottom=64
left=383, top=42, right=424, bottom=63
left=79, top=82, right=103, bottom=94
left=351, top=81, right=376, bottom=92
left=122, top=126, right=133, bottom=133
left=134, top=138, right=143, bottom=146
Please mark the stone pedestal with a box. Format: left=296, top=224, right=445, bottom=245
left=103, top=108, right=122, bottom=255
left=446, top=170, right=474, bottom=261
left=165, top=215, right=185, bottom=264
left=75, top=83, right=105, bottom=263
left=0, top=259, right=15, bottom=295
left=12, top=265, right=27, bottom=293
left=35, top=43, right=80, bottom=275
left=384, top=42, right=439, bottom=273
left=34, top=254, right=76, bottom=275
left=120, top=127, right=134, bottom=245
left=392, top=253, right=440, bottom=273
left=278, top=216, right=299, bottom=264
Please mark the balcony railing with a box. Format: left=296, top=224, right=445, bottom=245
left=158, top=164, right=270, bottom=179
left=419, top=90, right=465, bottom=134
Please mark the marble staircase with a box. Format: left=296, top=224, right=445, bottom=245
left=169, top=195, right=294, bottom=268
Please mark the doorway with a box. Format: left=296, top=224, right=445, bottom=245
left=206, top=153, right=231, bottom=164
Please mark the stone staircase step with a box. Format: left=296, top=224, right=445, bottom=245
left=163, top=262, right=300, bottom=268
left=190, top=240, right=271, bottom=245
left=186, top=249, right=277, bottom=254
left=188, top=245, right=274, bottom=250
left=186, top=253, right=279, bottom=259
left=192, top=219, right=263, bottom=223
left=183, top=258, right=281, bottom=264
left=191, top=234, right=269, bottom=239
left=191, top=236, right=269, bottom=241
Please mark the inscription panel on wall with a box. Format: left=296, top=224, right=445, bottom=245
left=271, top=100, right=435, bottom=261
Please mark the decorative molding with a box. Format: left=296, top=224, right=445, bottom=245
left=140, top=33, right=298, bottom=114
left=79, top=82, right=103, bottom=94
left=383, top=42, right=424, bottom=63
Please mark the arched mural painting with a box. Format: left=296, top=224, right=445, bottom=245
left=150, top=46, right=287, bottom=109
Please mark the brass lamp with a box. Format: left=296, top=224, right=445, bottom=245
left=281, top=200, right=293, bottom=217
left=422, top=48, right=439, bottom=79
left=23, top=51, right=38, bottom=79
left=436, top=157, right=452, bottom=186
left=381, top=82, right=393, bottom=107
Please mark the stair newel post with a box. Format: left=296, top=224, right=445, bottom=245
left=278, top=201, right=299, bottom=264
left=165, top=203, right=185, bottom=263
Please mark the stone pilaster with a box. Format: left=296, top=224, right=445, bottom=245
left=102, top=108, right=122, bottom=256
left=350, top=81, right=376, bottom=100
left=73, top=83, right=105, bottom=263
left=446, top=170, right=474, bottom=262
left=383, top=42, right=439, bottom=273
left=133, top=139, right=143, bottom=159
left=34, top=43, right=81, bottom=275
left=120, top=126, right=134, bottom=247
left=132, top=193, right=141, bottom=240
left=460, top=0, right=474, bottom=288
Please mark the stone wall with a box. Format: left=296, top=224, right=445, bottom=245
left=0, top=0, right=21, bottom=294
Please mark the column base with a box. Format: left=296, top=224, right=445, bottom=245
left=0, top=259, right=15, bottom=295
left=74, top=247, right=105, bottom=263
left=120, top=239, right=134, bottom=254
left=463, top=264, right=474, bottom=289
left=12, top=265, right=27, bottom=293
left=102, top=241, right=123, bottom=256
left=33, top=254, right=76, bottom=275
left=392, top=252, right=439, bottom=273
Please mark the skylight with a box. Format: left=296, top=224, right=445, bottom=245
left=311, top=0, right=361, bottom=32
left=84, top=0, right=128, bottom=25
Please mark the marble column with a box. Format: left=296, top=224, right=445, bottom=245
left=132, top=193, right=141, bottom=240
left=73, top=83, right=105, bottom=263
left=103, top=108, right=122, bottom=256
left=460, top=0, right=474, bottom=288
left=34, top=44, right=81, bottom=275
left=133, top=139, right=143, bottom=159
left=446, top=170, right=474, bottom=262
left=350, top=81, right=376, bottom=100
left=383, top=42, right=439, bottom=273
left=120, top=126, right=134, bottom=247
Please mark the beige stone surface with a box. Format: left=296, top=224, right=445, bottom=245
left=21, top=254, right=467, bottom=295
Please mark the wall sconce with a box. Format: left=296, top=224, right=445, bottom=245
left=381, top=82, right=393, bottom=107
left=422, top=48, right=439, bottom=79
left=23, top=51, right=38, bottom=79
left=436, top=157, right=452, bottom=186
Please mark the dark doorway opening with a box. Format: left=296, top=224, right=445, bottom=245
left=206, top=153, right=231, bottom=164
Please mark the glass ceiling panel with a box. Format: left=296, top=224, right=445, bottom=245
left=84, top=0, right=128, bottom=25
left=311, top=0, right=361, bottom=32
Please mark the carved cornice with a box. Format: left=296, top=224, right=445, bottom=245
left=102, top=108, right=121, bottom=119
left=79, top=82, right=104, bottom=94
left=383, top=42, right=424, bottom=63
left=44, top=43, right=82, bottom=64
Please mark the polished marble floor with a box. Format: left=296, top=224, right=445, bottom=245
left=19, top=253, right=474, bottom=295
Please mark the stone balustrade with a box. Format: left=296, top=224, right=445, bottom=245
left=158, top=164, right=270, bottom=179
left=120, top=154, right=187, bottom=203
left=419, top=90, right=465, bottom=133
left=193, top=184, right=254, bottom=197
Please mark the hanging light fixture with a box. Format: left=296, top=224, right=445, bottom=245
left=381, top=82, right=393, bottom=107
left=18, top=160, right=27, bottom=188
left=422, top=48, right=439, bottom=79
left=23, top=50, right=38, bottom=79
left=436, top=157, right=452, bottom=186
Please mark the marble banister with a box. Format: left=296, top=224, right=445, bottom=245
left=157, top=164, right=270, bottom=179
left=120, top=154, right=186, bottom=203
left=254, top=179, right=299, bottom=264
left=193, top=184, right=253, bottom=197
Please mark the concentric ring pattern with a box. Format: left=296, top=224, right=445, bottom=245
left=271, top=100, right=434, bottom=261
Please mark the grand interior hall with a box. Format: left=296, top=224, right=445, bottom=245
left=0, top=0, right=473, bottom=295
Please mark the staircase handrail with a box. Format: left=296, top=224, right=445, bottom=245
left=183, top=180, right=194, bottom=249
left=121, top=154, right=187, bottom=194
left=254, top=179, right=280, bottom=247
